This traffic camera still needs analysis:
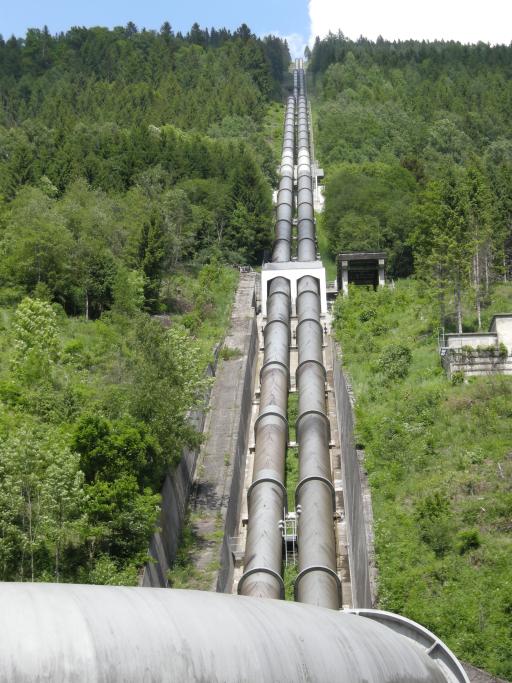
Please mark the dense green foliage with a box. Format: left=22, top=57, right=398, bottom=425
left=0, top=263, right=237, bottom=583
left=311, top=34, right=512, bottom=331
left=0, top=24, right=290, bottom=314
left=335, top=281, right=512, bottom=677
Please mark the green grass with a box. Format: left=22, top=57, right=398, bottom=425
left=286, top=392, right=300, bottom=510
left=283, top=392, right=300, bottom=598
left=284, top=563, right=298, bottom=601
left=335, top=280, right=512, bottom=679
left=316, top=213, right=337, bottom=281
left=167, top=511, right=224, bottom=591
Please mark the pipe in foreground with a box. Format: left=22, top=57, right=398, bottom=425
left=295, top=275, right=339, bottom=609
left=239, top=276, right=290, bottom=599
left=0, top=583, right=469, bottom=682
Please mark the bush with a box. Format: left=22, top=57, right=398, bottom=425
left=376, top=343, right=412, bottom=382
left=220, top=346, right=242, bottom=360
left=451, top=370, right=465, bottom=385
left=456, top=529, right=481, bottom=555
left=414, top=492, right=453, bottom=557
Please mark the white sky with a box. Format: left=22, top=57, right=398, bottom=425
left=308, top=0, right=512, bottom=47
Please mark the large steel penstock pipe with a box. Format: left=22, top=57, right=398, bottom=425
left=239, top=276, right=290, bottom=599
left=295, top=276, right=340, bottom=609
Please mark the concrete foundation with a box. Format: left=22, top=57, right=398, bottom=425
left=261, top=261, right=327, bottom=316
left=440, top=315, right=512, bottom=378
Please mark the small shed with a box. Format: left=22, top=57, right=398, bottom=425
left=336, top=252, right=386, bottom=295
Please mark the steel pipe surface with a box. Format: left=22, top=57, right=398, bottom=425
left=0, top=584, right=468, bottom=683
left=295, top=273, right=338, bottom=609
left=272, top=97, right=296, bottom=262
left=240, top=276, right=290, bottom=598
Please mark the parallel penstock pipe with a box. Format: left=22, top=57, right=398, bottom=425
left=296, top=90, right=316, bottom=261
left=273, top=96, right=295, bottom=263
left=239, top=276, right=291, bottom=599
left=295, top=275, right=340, bottom=609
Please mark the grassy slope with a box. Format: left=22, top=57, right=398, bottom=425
left=334, top=280, right=512, bottom=679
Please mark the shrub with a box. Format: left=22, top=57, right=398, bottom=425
left=451, top=370, right=465, bottom=385
left=377, top=343, right=412, bottom=381
left=456, top=529, right=481, bottom=555
left=220, top=346, right=242, bottom=360
left=414, top=492, right=453, bottom=557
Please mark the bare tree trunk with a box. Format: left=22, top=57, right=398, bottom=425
left=484, top=250, right=489, bottom=293
left=456, top=286, right=463, bottom=334
left=85, top=291, right=89, bottom=321
left=474, top=251, right=482, bottom=330
left=27, top=490, right=34, bottom=582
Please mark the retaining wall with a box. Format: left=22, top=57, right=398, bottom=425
left=332, top=341, right=376, bottom=608
left=443, top=353, right=512, bottom=378
left=216, top=312, right=258, bottom=592
left=141, top=354, right=220, bottom=587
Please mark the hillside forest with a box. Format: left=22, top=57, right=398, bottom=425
left=311, top=33, right=512, bottom=333
left=0, top=23, right=289, bottom=584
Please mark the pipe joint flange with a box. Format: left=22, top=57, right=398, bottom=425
left=238, top=566, right=285, bottom=599
left=262, top=318, right=290, bottom=335
left=296, top=409, right=331, bottom=439
left=254, top=404, right=288, bottom=433
left=295, top=475, right=336, bottom=510
left=296, top=284, right=320, bottom=299
left=295, top=358, right=327, bottom=380
left=295, top=317, right=323, bottom=335
left=294, top=565, right=342, bottom=605
left=267, top=286, right=291, bottom=301
left=248, top=476, right=287, bottom=501
left=259, top=360, right=290, bottom=383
